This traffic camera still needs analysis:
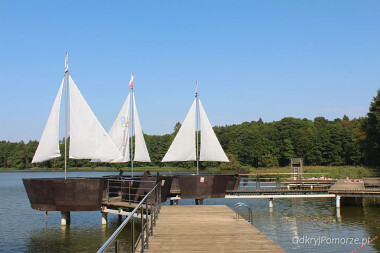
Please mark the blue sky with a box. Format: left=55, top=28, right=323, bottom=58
left=1, top=0, right=379, bottom=142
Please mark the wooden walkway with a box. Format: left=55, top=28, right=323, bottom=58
left=144, top=205, right=286, bottom=252
left=329, top=179, right=365, bottom=192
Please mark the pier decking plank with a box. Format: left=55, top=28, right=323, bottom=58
left=329, top=179, right=365, bottom=191
left=144, top=205, right=285, bottom=252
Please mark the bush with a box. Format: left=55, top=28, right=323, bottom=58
left=258, top=154, right=279, bottom=168
left=220, top=153, right=242, bottom=170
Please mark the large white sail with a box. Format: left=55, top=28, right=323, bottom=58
left=107, top=93, right=131, bottom=162
left=32, top=78, right=64, bottom=163
left=69, top=75, right=123, bottom=162
left=199, top=100, right=229, bottom=162
left=162, top=99, right=197, bottom=162
left=133, top=93, right=151, bottom=162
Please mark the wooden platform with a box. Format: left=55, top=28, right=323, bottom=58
left=144, top=205, right=286, bottom=252
left=329, top=179, right=365, bottom=191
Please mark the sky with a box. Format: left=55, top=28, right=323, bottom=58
left=0, top=0, right=379, bottom=142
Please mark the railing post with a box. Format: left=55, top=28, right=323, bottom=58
left=107, top=180, right=110, bottom=202
left=157, top=184, right=161, bottom=214
left=140, top=205, right=144, bottom=252
left=150, top=201, right=154, bottom=235
left=129, top=180, right=131, bottom=205
left=145, top=200, right=149, bottom=250
left=115, top=240, right=119, bottom=253
left=131, top=218, right=135, bottom=253
left=97, top=182, right=160, bottom=253
left=154, top=187, right=158, bottom=225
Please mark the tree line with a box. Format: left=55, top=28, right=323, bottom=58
left=2, top=90, right=380, bottom=171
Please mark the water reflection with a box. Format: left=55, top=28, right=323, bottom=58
left=203, top=197, right=379, bottom=252
left=26, top=216, right=140, bottom=253
left=1, top=171, right=380, bottom=253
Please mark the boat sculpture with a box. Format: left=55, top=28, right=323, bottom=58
left=23, top=53, right=123, bottom=211
left=162, top=82, right=236, bottom=199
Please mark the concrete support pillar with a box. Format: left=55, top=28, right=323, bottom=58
left=61, top=211, right=70, bottom=226
left=269, top=198, right=274, bottom=208
left=101, top=212, right=107, bottom=225
left=170, top=197, right=179, bottom=205
left=336, top=195, right=341, bottom=208
left=195, top=199, right=203, bottom=205
left=336, top=208, right=341, bottom=222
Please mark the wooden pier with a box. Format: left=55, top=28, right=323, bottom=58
left=144, top=205, right=285, bottom=252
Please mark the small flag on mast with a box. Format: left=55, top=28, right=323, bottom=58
left=129, top=73, right=134, bottom=89
left=65, top=52, right=68, bottom=73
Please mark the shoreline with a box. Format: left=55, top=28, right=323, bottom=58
left=0, top=166, right=374, bottom=179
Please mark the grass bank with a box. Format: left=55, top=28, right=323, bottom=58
left=242, top=166, right=375, bottom=179
left=1, top=166, right=375, bottom=179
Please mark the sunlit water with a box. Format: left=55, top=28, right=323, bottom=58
left=1, top=171, right=379, bottom=252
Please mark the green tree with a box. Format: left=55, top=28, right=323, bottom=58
left=220, top=153, right=242, bottom=170
left=173, top=122, right=181, bottom=135
left=281, top=139, right=295, bottom=165
left=258, top=154, right=279, bottom=168
left=361, top=89, right=380, bottom=167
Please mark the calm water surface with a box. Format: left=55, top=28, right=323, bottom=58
left=1, top=171, right=379, bottom=252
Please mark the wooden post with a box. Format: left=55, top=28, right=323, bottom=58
left=269, top=198, right=274, bottom=208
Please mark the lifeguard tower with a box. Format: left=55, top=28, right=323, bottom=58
left=291, top=158, right=303, bottom=180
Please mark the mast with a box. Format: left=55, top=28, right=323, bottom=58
left=64, top=52, right=68, bottom=180
left=130, top=73, right=134, bottom=177
left=196, top=80, right=199, bottom=175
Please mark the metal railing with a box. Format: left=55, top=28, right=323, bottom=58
left=106, top=178, right=158, bottom=205
left=234, top=202, right=253, bottom=224
left=238, top=172, right=334, bottom=190
left=97, top=182, right=162, bottom=253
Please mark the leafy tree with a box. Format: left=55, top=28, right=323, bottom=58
left=173, top=122, right=181, bottom=135
left=258, top=154, right=279, bottom=168
left=220, top=153, right=241, bottom=170
left=281, top=139, right=295, bottom=166
left=361, top=89, right=380, bottom=167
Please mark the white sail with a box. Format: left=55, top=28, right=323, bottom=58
left=133, top=93, right=151, bottom=162
left=68, top=75, right=123, bottom=162
left=106, top=93, right=131, bottom=162
left=162, top=99, right=196, bottom=162
left=199, top=100, right=229, bottom=162
left=32, top=78, right=64, bottom=163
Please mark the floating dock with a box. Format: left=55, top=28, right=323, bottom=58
left=143, top=205, right=285, bottom=252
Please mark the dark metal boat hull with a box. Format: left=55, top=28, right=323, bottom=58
left=178, top=175, right=231, bottom=199
left=119, top=173, right=173, bottom=203
left=225, top=174, right=240, bottom=191
left=22, top=178, right=104, bottom=211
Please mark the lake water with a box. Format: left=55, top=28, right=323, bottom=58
left=1, top=171, right=379, bottom=252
